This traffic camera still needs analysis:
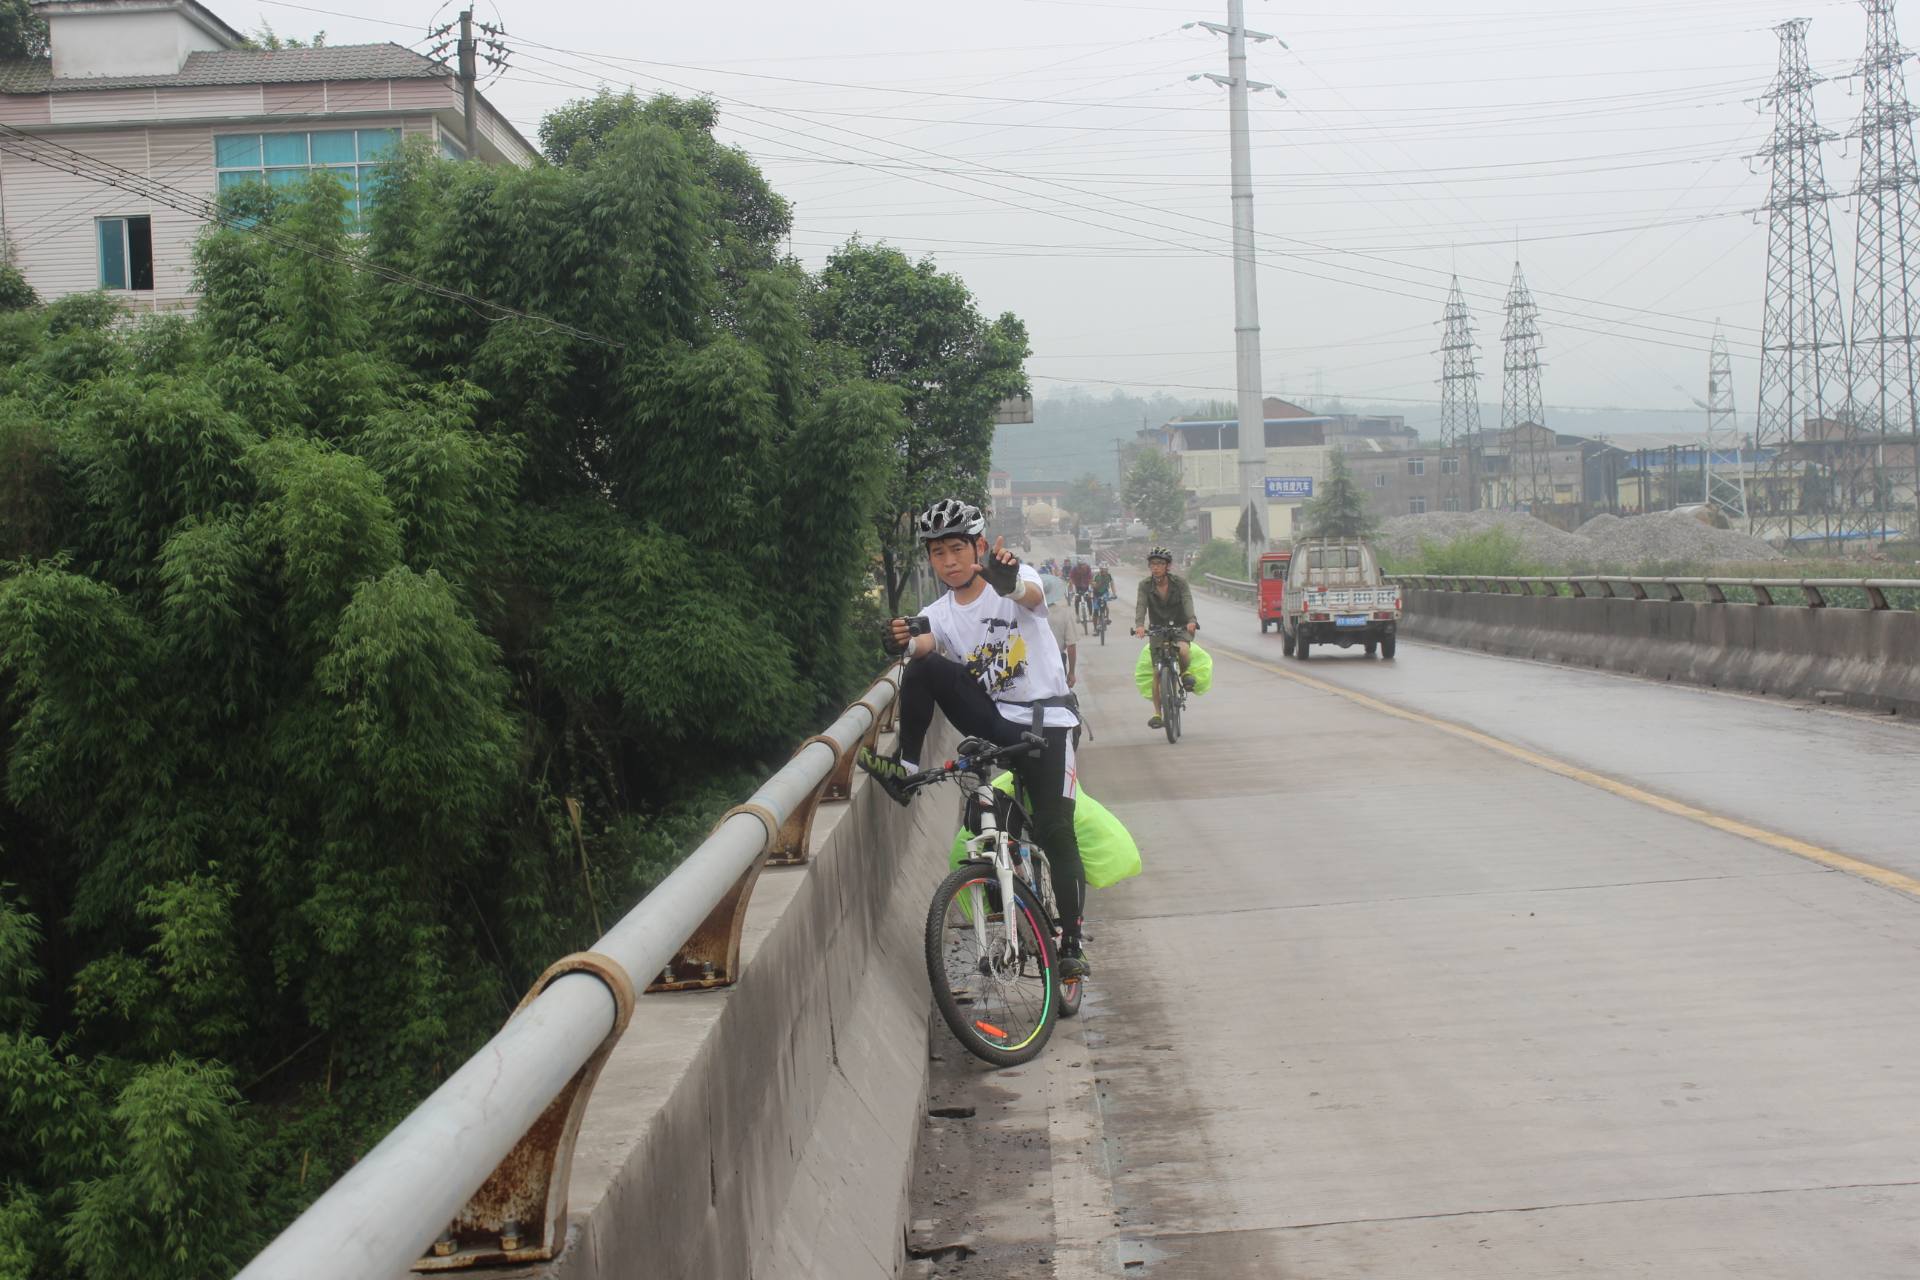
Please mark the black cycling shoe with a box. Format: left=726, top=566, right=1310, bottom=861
left=856, top=748, right=916, bottom=807
left=1181, top=672, right=1197, bottom=692
left=1057, top=938, right=1092, bottom=981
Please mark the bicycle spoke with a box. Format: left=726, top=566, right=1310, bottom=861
left=934, top=876, right=1050, bottom=1053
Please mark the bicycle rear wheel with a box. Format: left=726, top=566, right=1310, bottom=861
left=925, top=864, right=1058, bottom=1067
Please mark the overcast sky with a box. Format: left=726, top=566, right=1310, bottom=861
left=247, top=0, right=1888, bottom=426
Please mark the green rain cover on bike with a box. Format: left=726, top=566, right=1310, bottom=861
left=1133, top=641, right=1214, bottom=699
left=946, top=774, right=1143, bottom=888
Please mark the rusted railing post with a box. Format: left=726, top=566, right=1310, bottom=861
left=648, top=804, right=781, bottom=991
left=415, top=954, right=636, bottom=1271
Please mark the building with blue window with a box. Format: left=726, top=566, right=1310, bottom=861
left=0, top=0, right=535, bottom=311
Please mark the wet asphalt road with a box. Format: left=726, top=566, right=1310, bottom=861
left=908, top=560, right=1920, bottom=1279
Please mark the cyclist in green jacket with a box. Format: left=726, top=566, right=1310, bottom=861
left=1132, top=546, right=1199, bottom=730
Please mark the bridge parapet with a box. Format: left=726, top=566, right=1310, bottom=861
left=1387, top=578, right=1920, bottom=717
left=1388, top=573, right=1920, bottom=610
left=239, top=667, right=922, bottom=1280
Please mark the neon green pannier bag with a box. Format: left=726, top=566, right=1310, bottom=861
left=946, top=773, right=1142, bottom=888
left=1133, top=640, right=1213, bottom=699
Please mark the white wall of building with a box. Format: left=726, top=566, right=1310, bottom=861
left=45, top=7, right=228, bottom=80
left=0, top=114, right=425, bottom=311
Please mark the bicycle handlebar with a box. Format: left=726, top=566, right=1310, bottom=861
left=907, top=733, right=1045, bottom=789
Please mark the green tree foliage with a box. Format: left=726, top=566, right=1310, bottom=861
left=1383, top=527, right=1543, bottom=577
left=1188, top=538, right=1245, bottom=581
left=0, top=243, right=33, bottom=313
left=1123, top=448, right=1186, bottom=537
left=0, top=92, right=939, bottom=1272
left=537, top=90, right=791, bottom=298
left=1061, top=473, right=1114, bottom=525
left=1300, top=449, right=1379, bottom=539
left=0, top=0, right=48, bottom=60
left=806, top=241, right=1029, bottom=611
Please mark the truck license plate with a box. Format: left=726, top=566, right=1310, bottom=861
left=1335, top=616, right=1367, bottom=628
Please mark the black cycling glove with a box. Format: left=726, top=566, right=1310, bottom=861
left=980, top=552, right=1021, bottom=597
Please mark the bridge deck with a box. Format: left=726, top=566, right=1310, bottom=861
left=908, top=576, right=1920, bottom=1278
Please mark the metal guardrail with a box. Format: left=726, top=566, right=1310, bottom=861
left=1202, top=571, right=1257, bottom=598
left=236, top=666, right=903, bottom=1280
left=1389, top=574, right=1920, bottom=610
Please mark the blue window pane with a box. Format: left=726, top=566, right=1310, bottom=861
left=97, top=219, right=127, bottom=289
left=329, top=166, right=359, bottom=194
left=266, top=168, right=306, bottom=189
left=310, top=130, right=355, bottom=164
left=356, top=128, right=399, bottom=160
left=214, top=134, right=260, bottom=167
left=263, top=133, right=309, bottom=166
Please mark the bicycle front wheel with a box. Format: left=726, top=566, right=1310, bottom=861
left=925, top=864, right=1058, bottom=1067
left=1159, top=664, right=1181, bottom=744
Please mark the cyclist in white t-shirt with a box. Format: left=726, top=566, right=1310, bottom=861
left=861, top=498, right=1091, bottom=979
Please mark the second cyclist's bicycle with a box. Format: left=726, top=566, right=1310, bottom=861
left=901, top=734, right=1083, bottom=1067
left=1144, top=623, right=1190, bottom=745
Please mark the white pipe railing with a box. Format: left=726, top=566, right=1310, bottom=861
left=236, top=667, right=901, bottom=1280
left=1388, top=573, right=1920, bottom=609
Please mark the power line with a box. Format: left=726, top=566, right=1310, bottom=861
left=501, top=47, right=1763, bottom=355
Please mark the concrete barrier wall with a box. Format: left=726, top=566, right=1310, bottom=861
left=522, top=723, right=955, bottom=1280
left=1400, top=589, right=1920, bottom=717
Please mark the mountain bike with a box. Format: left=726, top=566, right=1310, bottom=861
left=1144, top=623, right=1189, bottom=745
left=1092, top=594, right=1110, bottom=646
left=1072, top=589, right=1091, bottom=633
left=901, top=734, right=1083, bottom=1067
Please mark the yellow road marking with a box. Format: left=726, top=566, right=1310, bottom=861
left=1217, top=645, right=1920, bottom=900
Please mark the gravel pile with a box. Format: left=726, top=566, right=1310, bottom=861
left=1379, top=507, right=1782, bottom=570
left=1576, top=509, right=1782, bottom=566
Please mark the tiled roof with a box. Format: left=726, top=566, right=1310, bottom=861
left=0, top=44, right=447, bottom=94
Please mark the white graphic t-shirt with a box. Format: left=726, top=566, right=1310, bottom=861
left=920, top=564, right=1077, bottom=729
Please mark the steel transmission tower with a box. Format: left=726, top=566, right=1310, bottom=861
left=1438, top=275, right=1483, bottom=511
left=1756, top=17, right=1851, bottom=543
left=1848, top=0, right=1920, bottom=538
left=1703, top=328, right=1749, bottom=522
left=1501, top=260, right=1549, bottom=509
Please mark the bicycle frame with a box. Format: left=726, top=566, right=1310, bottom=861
left=954, top=773, right=1056, bottom=966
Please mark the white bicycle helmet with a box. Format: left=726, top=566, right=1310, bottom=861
left=916, top=497, right=987, bottom=542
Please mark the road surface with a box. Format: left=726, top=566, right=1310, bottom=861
left=905, top=565, right=1920, bottom=1279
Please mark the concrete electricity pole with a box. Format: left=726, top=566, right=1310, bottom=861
left=457, top=9, right=479, bottom=159
left=1191, top=2, right=1284, bottom=575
